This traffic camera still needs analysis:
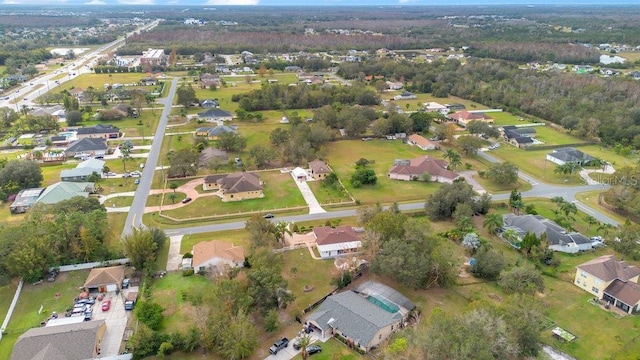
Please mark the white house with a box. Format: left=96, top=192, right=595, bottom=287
left=313, top=226, right=362, bottom=259
left=192, top=240, right=245, bottom=274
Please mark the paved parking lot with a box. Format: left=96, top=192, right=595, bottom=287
left=92, top=293, right=129, bottom=357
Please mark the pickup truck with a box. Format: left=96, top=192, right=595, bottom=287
left=269, top=337, right=289, bottom=355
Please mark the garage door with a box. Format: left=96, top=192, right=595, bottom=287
left=106, top=284, right=117, bottom=292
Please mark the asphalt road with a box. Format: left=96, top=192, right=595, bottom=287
left=122, top=78, right=178, bottom=237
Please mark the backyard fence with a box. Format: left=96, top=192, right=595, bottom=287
left=0, top=279, right=23, bottom=343
left=51, top=258, right=131, bottom=273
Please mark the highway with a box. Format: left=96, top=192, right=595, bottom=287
left=0, top=20, right=159, bottom=110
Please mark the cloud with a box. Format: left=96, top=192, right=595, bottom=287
left=2, top=0, right=21, bottom=3
left=118, top=0, right=155, bottom=4
left=205, top=0, right=260, bottom=5
left=85, top=0, right=106, bottom=4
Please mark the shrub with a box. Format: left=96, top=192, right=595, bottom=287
left=182, top=253, right=193, bottom=258
left=182, top=269, right=194, bottom=276
left=157, top=341, right=174, bottom=357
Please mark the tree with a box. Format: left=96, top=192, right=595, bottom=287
left=483, top=213, right=504, bottom=235
left=467, top=120, right=500, bottom=138
left=246, top=248, right=293, bottom=311
left=176, top=85, right=197, bottom=108
left=297, top=334, right=313, bottom=360
left=121, top=228, right=159, bottom=272
left=350, top=168, right=377, bottom=187
left=499, top=265, right=544, bottom=294
left=65, top=110, right=83, bottom=126
left=120, top=141, right=133, bottom=174
left=217, top=309, right=259, bottom=360
left=264, top=309, right=279, bottom=332
left=217, top=132, right=247, bottom=152
left=486, top=162, right=519, bottom=185
left=456, top=135, right=483, bottom=156
left=167, top=149, right=199, bottom=178
left=0, top=160, right=43, bottom=196
left=248, top=145, right=275, bottom=169
left=135, top=300, right=165, bottom=330
left=409, top=111, right=432, bottom=133
left=425, top=180, right=487, bottom=220
left=470, top=246, right=505, bottom=280
left=462, top=233, right=481, bottom=252
left=128, top=323, right=161, bottom=359
left=245, top=214, right=276, bottom=248
left=520, top=231, right=540, bottom=256
left=169, top=182, right=178, bottom=193
left=273, top=221, right=291, bottom=244
left=443, top=149, right=462, bottom=169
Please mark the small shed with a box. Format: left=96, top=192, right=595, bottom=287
left=291, top=167, right=309, bottom=181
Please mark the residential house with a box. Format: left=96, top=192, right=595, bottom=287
left=74, top=124, right=120, bottom=140
left=69, top=88, right=84, bottom=100
left=10, top=320, right=106, bottom=360
left=503, top=126, right=536, bottom=148
left=64, top=138, right=108, bottom=157
left=546, top=147, right=595, bottom=166
left=202, top=172, right=263, bottom=201
left=195, top=125, right=237, bottom=140
left=388, top=156, right=459, bottom=183
left=50, top=135, right=70, bottom=146
left=309, top=159, right=331, bottom=180
left=35, top=182, right=95, bottom=205
left=197, top=109, right=233, bottom=122
left=83, top=265, right=125, bottom=293
left=575, top=255, right=640, bottom=314
left=449, top=111, right=493, bottom=127
left=407, top=134, right=439, bottom=151
left=307, top=281, right=415, bottom=352
left=197, top=147, right=229, bottom=167
left=313, top=226, right=362, bottom=258
left=393, top=91, right=416, bottom=100
left=502, top=213, right=595, bottom=253
left=284, top=65, right=302, bottom=72
left=192, top=240, right=245, bottom=274
left=9, top=188, right=45, bottom=214
left=423, top=101, right=448, bottom=113
left=139, top=77, right=157, bottom=86
left=291, top=167, right=310, bottom=181
left=60, top=158, right=104, bottom=182
left=200, top=99, right=220, bottom=108
left=386, top=81, right=404, bottom=90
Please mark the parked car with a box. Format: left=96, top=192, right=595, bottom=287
left=134, top=179, right=140, bottom=185
left=122, top=278, right=130, bottom=289
left=124, top=300, right=135, bottom=311
left=306, top=345, right=322, bottom=355
left=102, top=299, right=111, bottom=311
left=263, top=213, right=275, bottom=219
left=129, top=171, right=141, bottom=177
left=84, top=308, right=93, bottom=321
left=47, top=269, right=58, bottom=282
left=269, top=338, right=289, bottom=355
left=181, top=197, right=192, bottom=204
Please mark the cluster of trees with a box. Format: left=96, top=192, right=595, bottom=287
left=350, top=158, right=377, bottom=188
left=121, top=228, right=168, bottom=275
left=395, top=295, right=545, bottom=359
left=0, top=160, right=43, bottom=201
left=425, top=179, right=491, bottom=221
left=359, top=205, right=459, bottom=289
left=604, top=165, right=640, bottom=217
left=269, top=122, right=333, bottom=165
left=482, top=162, right=519, bottom=185
left=232, top=83, right=380, bottom=112
left=0, top=197, right=111, bottom=283
left=466, top=42, right=601, bottom=64
left=338, top=57, right=640, bottom=147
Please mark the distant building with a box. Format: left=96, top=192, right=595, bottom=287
left=449, top=111, right=493, bottom=127
left=140, top=48, right=168, bottom=66
left=546, top=147, right=595, bottom=166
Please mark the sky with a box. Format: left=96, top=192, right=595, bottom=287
left=2, top=0, right=639, bottom=6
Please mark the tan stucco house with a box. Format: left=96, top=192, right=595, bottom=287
left=202, top=172, right=263, bottom=201
left=575, top=255, right=640, bottom=314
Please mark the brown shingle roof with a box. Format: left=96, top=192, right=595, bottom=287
left=83, top=266, right=125, bottom=288
left=309, top=159, right=331, bottom=174
left=450, top=111, right=492, bottom=121
left=407, top=134, right=438, bottom=148
left=192, top=240, right=245, bottom=268
left=10, top=320, right=105, bottom=360
left=577, top=255, right=640, bottom=282
left=604, top=279, right=640, bottom=307
left=313, top=226, right=361, bottom=245
left=218, top=172, right=262, bottom=194
left=389, top=155, right=459, bottom=180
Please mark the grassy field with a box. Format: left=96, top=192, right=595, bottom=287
left=158, top=171, right=306, bottom=219
left=490, top=147, right=586, bottom=185
left=103, top=196, right=133, bottom=208
left=326, top=139, right=452, bottom=204
left=0, top=270, right=90, bottom=359
left=473, top=174, right=532, bottom=193
left=291, top=338, right=365, bottom=360
left=106, top=213, right=128, bottom=247
left=308, top=180, right=353, bottom=205
left=575, top=190, right=628, bottom=226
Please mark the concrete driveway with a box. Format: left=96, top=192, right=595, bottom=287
left=92, top=293, right=129, bottom=357
left=264, top=331, right=326, bottom=360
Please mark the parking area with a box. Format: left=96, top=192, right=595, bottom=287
left=264, top=330, right=326, bottom=360
left=92, top=292, right=129, bottom=357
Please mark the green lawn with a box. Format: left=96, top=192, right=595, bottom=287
left=158, top=171, right=305, bottom=219
left=180, top=229, right=251, bottom=254
left=473, top=174, right=532, bottom=194
left=283, top=249, right=338, bottom=317
left=489, top=147, right=585, bottom=185
left=40, top=163, right=76, bottom=186
left=325, top=139, right=447, bottom=204
left=575, top=190, right=628, bottom=226
left=106, top=212, right=127, bottom=247
left=103, top=196, right=133, bottom=208
left=308, top=180, right=353, bottom=205
left=533, top=126, right=588, bottom=146
left=0, top=270, right=90, bottom=359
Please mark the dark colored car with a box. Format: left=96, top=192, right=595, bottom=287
left=263, top=213, right=275, bottom=219
left=269, top=337, right=289, bottom=355
left=181, top=197, right=192, bottom=204
left=124, top=300, right=135, bottom=311
left=122, top=278, right=130, bottom=289
left=306, top=345, right=322, bottom=355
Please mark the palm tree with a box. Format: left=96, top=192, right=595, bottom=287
left=503, top=228, right=520, bottom=246
left=597, top=222, right=615, bottom=237
left=584, top=215, right=598, bottom=235
left=443, top=149, right=462, bottom=169
left=273, top=221, right=292, bottom=244
left=483, top=213, right=504, bottom=235
left=297, top=334, right=312, bottom=360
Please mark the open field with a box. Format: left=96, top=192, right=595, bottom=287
left=106, top=212, right=128, bottom=247
left=308, top=180, right=353, bottom=205
left=489, top=147, right=587, bottom=185
left=325, top=139, right=441, bottom=203
left=473, top=174, right=532, bottom=193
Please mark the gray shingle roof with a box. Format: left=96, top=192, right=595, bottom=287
left=65, top=138, right=108, bottom=154
left=503, top=214, right=591, bottom=247
left=10, top=320, right=105, bottom=360
left=198, top=109, right=233, bottom=119
left=548, top=147, right=595, bottom=163
left=307, top=291, right=402, bottom=348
